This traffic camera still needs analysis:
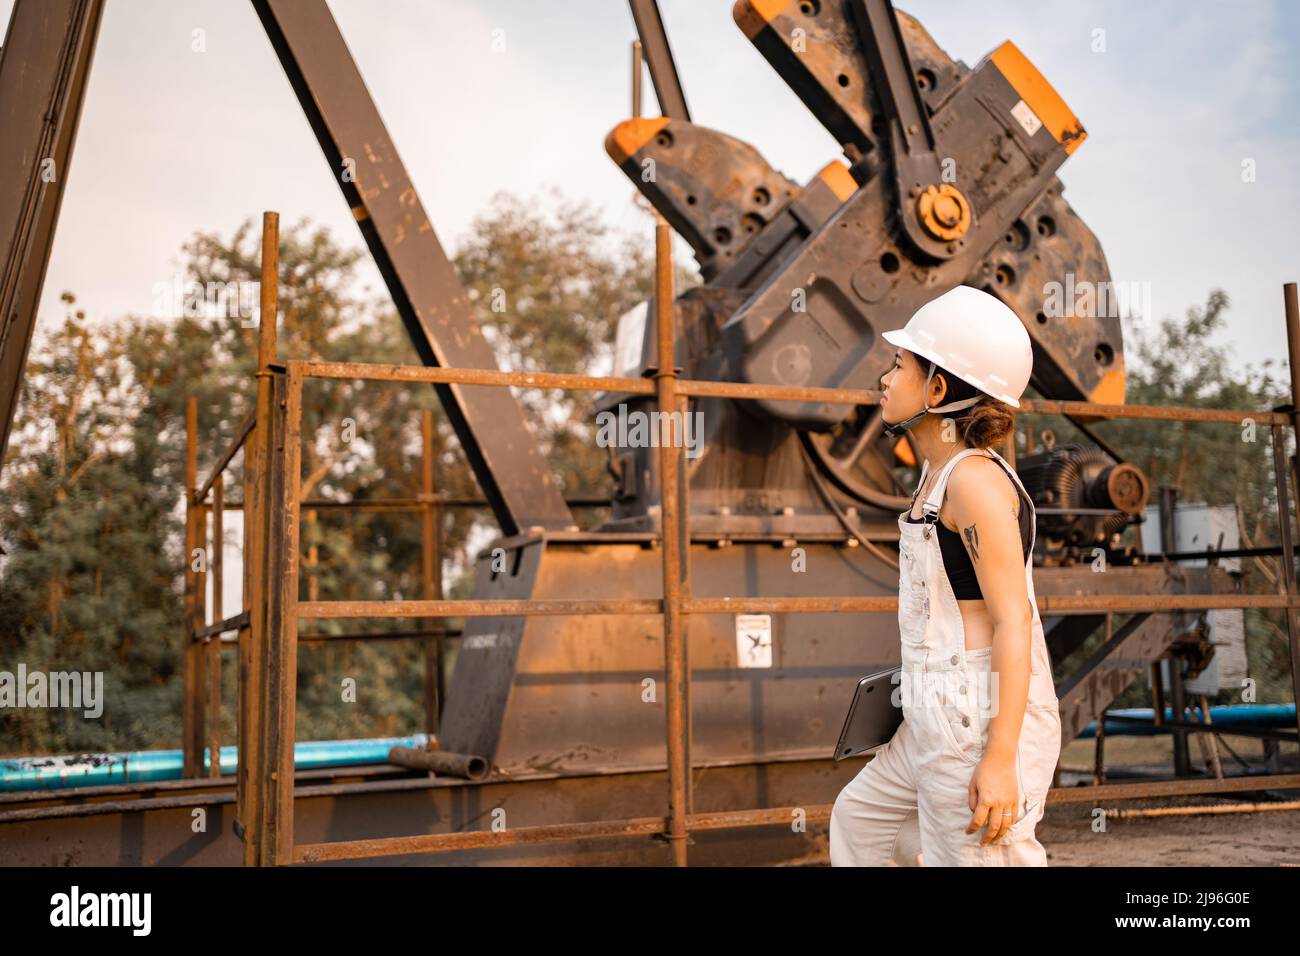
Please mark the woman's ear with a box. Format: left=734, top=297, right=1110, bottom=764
left=930, top=371, right=948, bottom=408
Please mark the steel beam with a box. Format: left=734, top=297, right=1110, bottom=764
left=251, top=0, right=573, bottom=538
left=0, top=0, right=104, bottom=474
left=627, top=0, right=690, bottom=121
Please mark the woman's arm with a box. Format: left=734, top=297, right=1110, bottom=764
left=944, top=456, right=1034, bottom=845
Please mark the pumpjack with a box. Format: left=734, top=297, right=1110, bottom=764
left=1, top=0, right=1238, bottom=866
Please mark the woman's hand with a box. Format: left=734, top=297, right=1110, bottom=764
left=966, top=752, right=1020, bottom=845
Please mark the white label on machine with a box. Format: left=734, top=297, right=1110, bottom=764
left=1011, top=99, right=1042, bottom=137
left=736, top=614, right=773, bottom=668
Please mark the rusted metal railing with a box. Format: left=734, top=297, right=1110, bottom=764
left=191, top=211, right=1300, bottom=865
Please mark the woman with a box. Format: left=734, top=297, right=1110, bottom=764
left=829, top=285, right=1063, bottom=867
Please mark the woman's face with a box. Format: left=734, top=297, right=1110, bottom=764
left=879, top=348, right=931, bottom=425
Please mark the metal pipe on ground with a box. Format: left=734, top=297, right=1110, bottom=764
left=387, top=746, right=489, bottom=781
left=1103, top=801, right=1300, bottom=819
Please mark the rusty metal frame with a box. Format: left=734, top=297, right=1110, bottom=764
left=182, top=227, right=467, bottom=841
left=192, top=213, right=1300, bottom=865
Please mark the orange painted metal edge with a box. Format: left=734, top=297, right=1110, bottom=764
left=815, top=161, right=858, bottom=203
left=605, top=116, right=669, bottom=165
left=990, top=41, right=1086, bottom=155
left=733, top=0, right=790, bottom=39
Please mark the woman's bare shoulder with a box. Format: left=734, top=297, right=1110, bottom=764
left=942, top=455, right=1017, bottom=528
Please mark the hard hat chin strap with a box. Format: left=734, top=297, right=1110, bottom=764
left=881, top=361, right=981, bottom=438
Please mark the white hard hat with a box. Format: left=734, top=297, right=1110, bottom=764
left=881, top=285, right=1033, bottom=408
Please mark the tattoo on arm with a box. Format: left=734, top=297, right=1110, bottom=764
left=962, top=523, right=980, bottom=561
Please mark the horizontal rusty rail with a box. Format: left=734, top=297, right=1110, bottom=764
left=297, top=359, right=1289, bottom=426
left=689, top=594, right=1299, bottom=614
left=219, top=496, right=612, bottom=512
left=296, top=593, right=1299, bottom=621
left=298, top=627, right=462, bottom=643
left=303, top=360, right=656, bottom=396
left=1018, top=397, right=1290, bottom=426
left=292, top=769, right=1300, bottom=862
left=299, top=598, right=663, bottom=619
left=294, top=806, right=827, bottom=862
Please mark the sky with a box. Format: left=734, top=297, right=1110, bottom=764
left=4, top=0, right=1299, bottom=375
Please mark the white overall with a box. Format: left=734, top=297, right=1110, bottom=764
left=829, top=447, right=1063, bottom=866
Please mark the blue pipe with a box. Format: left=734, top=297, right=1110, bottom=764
left=3, top=704, right=1294, bottom=793
left=0, top=734, right=429, bottom=793
left=1077, top=704, right=1296, bottom=738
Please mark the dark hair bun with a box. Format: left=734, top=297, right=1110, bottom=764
left=932, top=363, right=1016, bottom=448
left=957, top=396, right=1015, bottom=448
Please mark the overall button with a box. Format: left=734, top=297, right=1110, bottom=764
left=961, top=716, right=970, bottom=727
left=950, top=654, right=959, bottom=665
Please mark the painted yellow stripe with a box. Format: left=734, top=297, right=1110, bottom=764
left=604, top=117, right=670, bottom=165
left=990, top=41, right=1086, bottom=155
left=816, top=161, right=857, bottom=203
left=1087, top=358, right=1127, bottom=405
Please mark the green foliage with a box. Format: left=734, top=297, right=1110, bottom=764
left=0, top=302, right=184, bottom=754
left=1045, top=290, right=1295, bottom=709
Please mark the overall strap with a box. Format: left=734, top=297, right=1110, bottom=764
left=920, top=448, right=988, bottom=519
left=980, top=448, right=1038, bottom=560
left=907, top=459, right=932, bottom=514
left=981, top=447, right=1032, bottom=502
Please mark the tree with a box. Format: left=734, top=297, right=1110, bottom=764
left=0, top=297, right=183, bottom=754
left=1046, top=290, right=1293, bottom=707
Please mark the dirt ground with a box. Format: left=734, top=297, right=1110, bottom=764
left=1037, top=734, right=1300, bottom=866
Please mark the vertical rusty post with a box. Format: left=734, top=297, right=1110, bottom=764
left=240, top=210, right=280, bottom=866
left=631, top=40, right=643, bottom=119
left=237, top=415, right=256, bottom=853
left=1157, top=485, right=1190, bottom=775
left=677, top=389, right=694, bottom=816
left=1271, top=422, right=1300, bottom=747
left=1280, top=282, right=1300, bottom=748
left=653, top=214, right=690, bottom=865
left=182, top=397, right=206, bottom=777
left=237, top=426, right=254, bottom=847
left=209, top=474, right=224, bottom=777
left=1149, top=660, right=1165, bottom=729
left=258, top=360, right=303, bottom=865
left=421, top=409, right=443, bottom=738
left=306, top=510, right=319, bottom=603
left=1092, top=707, right=1105, bottom=785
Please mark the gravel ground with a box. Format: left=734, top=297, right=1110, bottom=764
left=1038, top=798, right=1300, bottom=867
left=1039, top=734, right=1300, bottom=866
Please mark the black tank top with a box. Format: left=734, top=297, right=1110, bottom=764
left=903, top=463, right=1033, bottom=600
